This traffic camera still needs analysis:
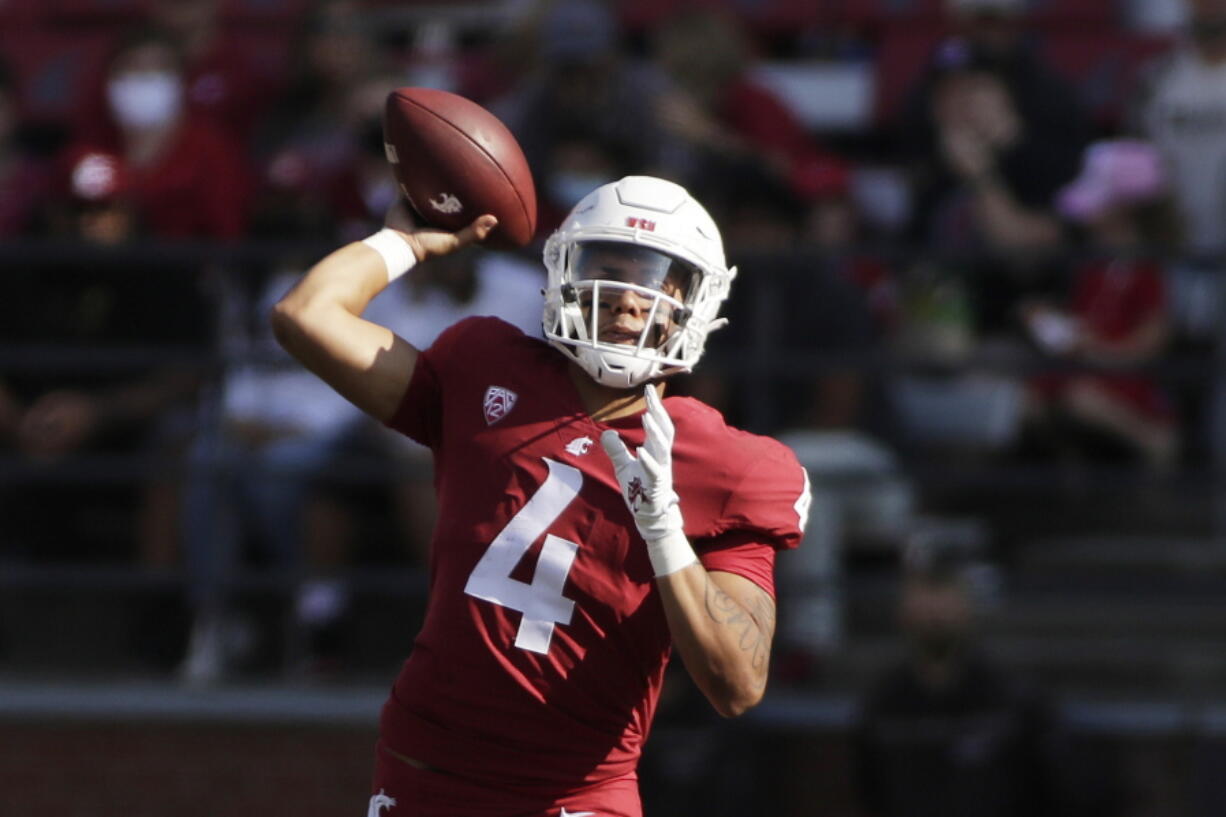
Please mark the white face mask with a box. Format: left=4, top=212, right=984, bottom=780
left=107, top=71, right=183, bottom=129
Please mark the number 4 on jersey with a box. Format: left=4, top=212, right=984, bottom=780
left=464, top=458, right=584, bottom=654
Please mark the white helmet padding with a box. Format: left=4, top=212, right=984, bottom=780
left=542, top=176, right=737, bottom=389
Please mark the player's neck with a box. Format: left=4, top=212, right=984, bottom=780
left=567, top=364, right=662, bottom=422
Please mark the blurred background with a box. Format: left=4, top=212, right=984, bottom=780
left=2, top=0, right=1226, bottom=814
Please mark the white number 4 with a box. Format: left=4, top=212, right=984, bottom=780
left=464, top=458, right=584, bottom=654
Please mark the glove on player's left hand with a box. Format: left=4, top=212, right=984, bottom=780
left=601, top=385, right=695, bottom=576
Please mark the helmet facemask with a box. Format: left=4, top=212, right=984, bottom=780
left=542, top=177, right=736, bottom=389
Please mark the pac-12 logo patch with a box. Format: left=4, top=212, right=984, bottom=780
left=483, top=386, right=518, bottom=426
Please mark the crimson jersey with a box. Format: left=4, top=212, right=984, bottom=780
left=380, top=317, right=808, bottom=795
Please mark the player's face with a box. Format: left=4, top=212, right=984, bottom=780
left=572, top=242, right=694, bottom=348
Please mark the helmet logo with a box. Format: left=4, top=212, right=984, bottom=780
left=626, top=217, right=656, bottom=231
left=430, top=192, right=464, bottom=214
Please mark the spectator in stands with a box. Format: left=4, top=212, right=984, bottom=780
left=901, top=0, right=1090, bottom=334
left=647, top=7, right=846, bottom=223
left=250, top=2, right=391, bottom=243
left=148, top=0, right=287, bottom=144
left=491, top=0, right=678, bottom=196
left=938, top=0, right=1090, bottom=149
left=534, top=125, right=632, bottom=237
left=323, top=73, right=405, bottom=243
left=682, top=155, right=888, bottom=436
left=1137, top=0, right=1226, bottom=256
left=73, top=27, right=250, bottom=239
left=178, top=265, right=373, bottom=685
left=0, top=147, right=210, bottom=664
left=853, top=537, right=1065, bottom=817
left=0, top=58, right=53, bottom=237
left=1019, top=140, right=1181, bottom=472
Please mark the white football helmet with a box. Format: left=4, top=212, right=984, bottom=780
left=542, top=176, right=736, bottom=389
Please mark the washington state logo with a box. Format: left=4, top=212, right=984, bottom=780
left=565, top=436, right=594, bottom=456
left=483, top=386, right=518, bottom=426
left=367, top=790, right=396, bottom=817
left=429, top=192, right=464, bottom=214
left=626, top=476, right=649, bottom=511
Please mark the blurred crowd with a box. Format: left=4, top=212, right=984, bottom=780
left=1, top=0, right=1226, bottom=702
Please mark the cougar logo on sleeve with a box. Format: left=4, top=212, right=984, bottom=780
left=367, top=790, right=396, bottom=817
left=429, top=192, right=464, bottom=214
left=483, top=386, right=518, bottom=426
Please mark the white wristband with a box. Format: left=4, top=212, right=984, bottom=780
left=361, top=228, right=417, bottom=283
left=646, top=528, right=698, bottom=577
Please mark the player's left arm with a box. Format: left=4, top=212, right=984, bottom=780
left=601, top=386, right=797, bottom=718
left=655, top=565, right=776, bottom=718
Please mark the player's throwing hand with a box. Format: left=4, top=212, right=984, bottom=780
left=601, top=385, right=696, bottom=577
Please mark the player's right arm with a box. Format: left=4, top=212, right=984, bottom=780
left=270, top=214, right=497, bottom=422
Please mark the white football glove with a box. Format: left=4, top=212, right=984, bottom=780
left=600, top=384, right=697, bottom=576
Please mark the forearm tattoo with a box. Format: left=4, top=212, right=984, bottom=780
left=703, top=576, right=776, bottom=673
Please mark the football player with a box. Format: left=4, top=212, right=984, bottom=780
left=272, top=176, right=811, bottom=817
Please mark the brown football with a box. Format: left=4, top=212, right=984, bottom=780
left=383, top=87, right=537, bottom=248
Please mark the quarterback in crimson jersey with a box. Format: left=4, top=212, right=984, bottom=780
left=273, top=176, right=810, bottom=817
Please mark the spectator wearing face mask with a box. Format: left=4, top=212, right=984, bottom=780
left=534, top=126, right=631, bottom=236
left=70, top=27, right=250, bottom=239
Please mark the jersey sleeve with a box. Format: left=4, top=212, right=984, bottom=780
left=693, top=438, right=810, bottom=597
left=382, top=316, right=491, bottom=449
left=720, top=442, right=810, bottom=553
left=697, top=530, right=780, bottom=598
